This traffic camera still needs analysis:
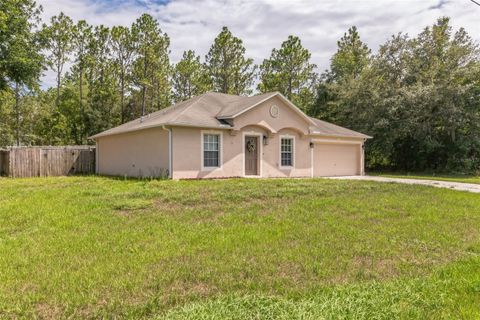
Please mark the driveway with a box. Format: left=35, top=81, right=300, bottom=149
left=329, top=176, right=480, bottom=194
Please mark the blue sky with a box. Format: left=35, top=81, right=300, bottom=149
left=38, top=0, right=480, bottom=88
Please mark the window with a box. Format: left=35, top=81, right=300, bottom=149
left=203, top=134, right=220, bottom=168
left=281, top=137, right=294, bottom=167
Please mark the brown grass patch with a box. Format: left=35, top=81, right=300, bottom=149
left=35, top=302, right=62, bottom=320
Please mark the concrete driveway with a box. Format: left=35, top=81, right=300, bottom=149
left=329, top=176, right=480, bottom=194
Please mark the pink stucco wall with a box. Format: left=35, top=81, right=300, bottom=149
left=171, top=126, right=313, bottom=179
left=97, top=127, right=169, bottom=178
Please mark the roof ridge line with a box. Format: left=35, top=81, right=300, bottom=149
left=141, top=100, right=184, bottom=122
left=169, top=93, right=208, bottom=123
left=217, top=91, right=282, bottom=119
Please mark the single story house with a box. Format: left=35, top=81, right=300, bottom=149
left=90, top=92, right=371, bottom=179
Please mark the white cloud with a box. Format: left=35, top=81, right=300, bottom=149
left=38, top=0, right=480, bottom=88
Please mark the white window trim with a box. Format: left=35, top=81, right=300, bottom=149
left=279, top=134, right=295, bottom=169
left=242, top=131, right=263, bottom=177
left=201, top=130, right=223, bottom=171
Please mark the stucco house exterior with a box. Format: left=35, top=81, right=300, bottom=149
left=90, top=92, right=371, bottom=179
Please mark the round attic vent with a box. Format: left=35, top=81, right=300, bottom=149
left=270, top=105, right=279, bottom=118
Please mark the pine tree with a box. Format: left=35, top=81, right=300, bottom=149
left=40, top=12, right=74, bottom=107
left=258, top=35, right=317, bottom=111
left=132, top=14, right=171, bottom=116
left=72, top=20, right=92, bottom=141
left=205, top=27, right=256, bottom=95
left=0, top=0, right=44, bottom=145
left=172, top=50, right=211, bottom=102
left=111, top=25, right=136, bottom=123
left=330, top=26, right=371, bottom=82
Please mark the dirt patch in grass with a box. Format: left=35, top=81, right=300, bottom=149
left=35, top=303, right=63, bottom=320
left=154, top=198, right=225, bottom=213
left=166, top=280, right=217, bottom=299
left=352, top=256, right=400, bottom=280
left=276, top=261, right=308, bottom=286
left=153, top=194, right=295, bottom=224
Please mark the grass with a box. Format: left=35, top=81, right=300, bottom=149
left=369, top=172, right=480, bottom=184
left=0, top=176, right=479, bottom=319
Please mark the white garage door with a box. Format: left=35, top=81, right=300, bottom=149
left=313, top=143, right=360, bottom=177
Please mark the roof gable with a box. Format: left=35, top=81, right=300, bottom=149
left=217, top=92, right=316, bottom=126
left=231, top=94, right=312, bottom=134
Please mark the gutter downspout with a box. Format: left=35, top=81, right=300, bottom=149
left=95, top=139, right=99, bottom=174
left=361, top=139, right=366, bottom=176
left=162, top=126, right=172, bottom=179
left=310, top=141, right=314, bottom=178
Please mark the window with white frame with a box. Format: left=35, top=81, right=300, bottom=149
left=280, top=137, right=294, bottom=167
left=203, top=134, right=220, bottom=168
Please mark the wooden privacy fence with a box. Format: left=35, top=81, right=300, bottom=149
left=0, top=146, right=95, bottom=178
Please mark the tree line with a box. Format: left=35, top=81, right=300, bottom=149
left=1, top=0, right=479, bottom=172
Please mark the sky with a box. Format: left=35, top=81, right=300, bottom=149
left=37, top=0, right=480, bottom=88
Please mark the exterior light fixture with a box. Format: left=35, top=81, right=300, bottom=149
left=263, top=135, right=268, bottom=145
left=310, top=142, right=314, bottom=148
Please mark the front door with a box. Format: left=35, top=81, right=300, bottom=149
left=245, top=136, right=258, bottom=176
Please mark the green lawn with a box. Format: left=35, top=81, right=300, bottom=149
left=370, top=172, right=480, bottom=184
left=1, top=177, right=479, bottom=319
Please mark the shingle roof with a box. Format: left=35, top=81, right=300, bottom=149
left=90, top=92, right=232, bottom=139
left=309, top=117, right=372, bottom=139
left=216, top=92, right=277, bottom=118
left=90, top=91, right=370, bottom=139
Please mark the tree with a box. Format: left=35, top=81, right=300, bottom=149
left=0, top=0, right=43, bottom=89
left=391, top=17, right=480, bottom=171
left=111, top=25, right=136, bottom=123
left=71, top=20, right=92, bottom=141
left=330, top=26, right=371, bottom=82
left=32, top=88, right=70, bottom=145
left=0, top=90, right=15, bottom=146
left=313, top=26, right=371, bottom=127
left=316, top=18, right=480, bottom=173
left=205, top=26, right=256, bottom=95
left=85, top=25, right=119, bottom=136
left=41, top=12, right=74, bottom=107
left=0, top=0, right=44, bottom=145
left=56, top=79, right=82, bottom=144
left=132, top=14, right=171, bottom=116
left=258, top=35, right=317, bottom=112
left=172, top=50, right=211, bottom=102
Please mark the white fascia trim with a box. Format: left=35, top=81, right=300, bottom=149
left=90, top=123, right=231, bottom=140
left=242, top=131, right=263, bottom=178
left=309, top=132, right=372, bottom=139
left=89, top=123, right=169, bottom=139
left=279, top=134, right=295, bottom=170
left=311, top=138, right=363, bottom=145
left=201, top=130, right=224, bottom=172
